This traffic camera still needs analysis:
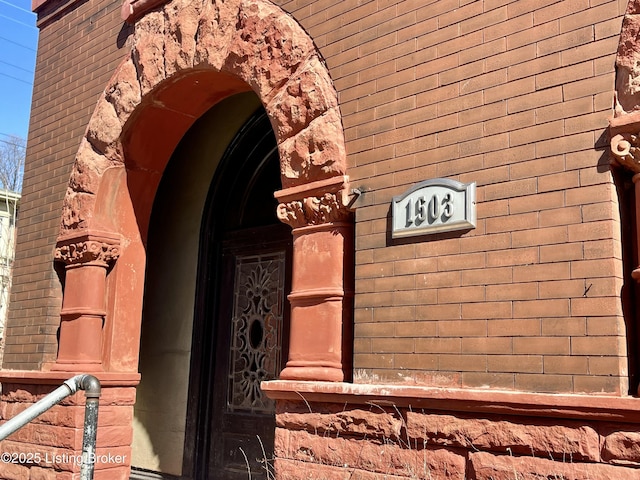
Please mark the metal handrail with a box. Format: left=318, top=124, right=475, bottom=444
left=0, top=374, right=101, bottom=480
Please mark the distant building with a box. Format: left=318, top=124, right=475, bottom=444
left=0, top=189, right=19, bottom=340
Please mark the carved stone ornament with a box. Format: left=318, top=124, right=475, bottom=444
left=611, top=133, right=640, bottom=174
left=277, top=192, right=351, bottom=228
left=55, top=231, right=121, bottom=266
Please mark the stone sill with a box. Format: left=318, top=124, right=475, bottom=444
left=0, top=369, right=140, bottom=387
left=262, top=380, right=640, bottom=424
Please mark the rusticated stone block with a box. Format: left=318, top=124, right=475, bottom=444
left=0, top=461, right=29, bottom=480
left=163, top=0, right=202, bottom=76
left=406, top=411, right=600, bottom=461
left=1, top=385, right=61, bottom=403
left=28, top=466, right=57, bottom=480
left=602, top=427, right=640, bottom=465
left=132, top=10, right=166, bottom=96
left=276, top=428, right=466, bottom=479
left=278, top=108, right=347, bottom=187
left=193, top=0, right=241, bottom=70
left=469, top=451, right=640, bottom=480
left=267, top=54, right=338, bottom=140
left=86, top=100, right=122, bottom=159
left=276, top=406, right=402, bottom=439
left=69, top=140, right=117, bottom=196
left=616, top=10, right=640, bottom=112
left=275, top=458, right=412, bottom=480
left=7, top=423, right=82, bottom=450
left=105, top=57, right=142, bottom=125
left=224, top=0, right=314, bottom=103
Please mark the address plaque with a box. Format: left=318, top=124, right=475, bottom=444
left=391, top=178, right=476, bottom=238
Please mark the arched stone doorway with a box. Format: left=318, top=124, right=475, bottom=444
left=52, top=0, right=352, bottom=379
left=48, top=0, right=354, bottom=477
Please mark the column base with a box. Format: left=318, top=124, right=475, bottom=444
left=48, top=361, right=104, bottom=373
left=280, top=365, right=344, bottom=382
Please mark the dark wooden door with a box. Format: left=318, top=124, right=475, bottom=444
left=207, top=226, right=291, bottom=479
left=185, top=107, right=290, bottom=479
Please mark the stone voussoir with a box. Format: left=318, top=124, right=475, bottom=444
left=132, top=9, right=167, bottom=96
left=162, top=0, right=202, bottom=76
left=193, top=0, right=241, bottom=70
left=266, top=54, right=339, bottom=141
left=105, top=56, right=142, bottom=126
left=278, top=106, right=346, bottom=188
left=86, top=99, right=122, bottom=158
left=67, top=156, right=114, bottom=205
left=223, top=0, right=315, bottom=105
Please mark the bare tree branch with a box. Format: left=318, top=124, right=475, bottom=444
left=0, top=135, right=25, bottom=193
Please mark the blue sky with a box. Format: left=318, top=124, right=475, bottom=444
left=0, top=0, right=37, bottom=144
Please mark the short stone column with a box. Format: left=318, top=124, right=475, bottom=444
left=52, top=230, right=120, bottom=371
left=275, top=177, right=353, bottom=382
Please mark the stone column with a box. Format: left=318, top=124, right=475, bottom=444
left=275, top=177, right=353, bottom=382
left=52, top=230, right=120, bottom=371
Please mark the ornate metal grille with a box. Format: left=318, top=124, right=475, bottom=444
left=227, top=251, right=285, bottom=413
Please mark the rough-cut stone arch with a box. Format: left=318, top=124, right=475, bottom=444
left=54, top=0, right=352, bottom=384
left=60, top=0, right=346, bottom=234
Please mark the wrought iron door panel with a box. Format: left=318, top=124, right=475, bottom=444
left=228, top=252, right=285, bottom=414
left=208, top=234, right=290, bottom=480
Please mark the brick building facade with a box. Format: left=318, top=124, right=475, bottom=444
left=0, top=0, right=639, bottom=478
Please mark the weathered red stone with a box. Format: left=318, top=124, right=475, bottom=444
left=615, top=3, right=640, bottom=113
left=276, top=428, right=466, bottom=479
left=602, top=427, right=640, bottom=465
left=406, top=411, right=600, bottom=462
left=278, top=108, right=346, bottom=187
left=132, top=10, right=166, bottom=96
left=104, top=57, right=142, bottom=125
left=194, top=0, right=240, bottom=70
left=276, top=407, right=403, bottom=439
left=275, top=458, right=411, bottom=480
left=469, top=450, right=640, bottom=480
left=163, top=0, right=201, bottom=76
left=267, top=54, right=338, bottom=141
left=224, top=0, right=314, bottom=104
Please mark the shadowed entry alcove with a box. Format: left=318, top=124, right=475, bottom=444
left=132, top=92, right=290, bottom=480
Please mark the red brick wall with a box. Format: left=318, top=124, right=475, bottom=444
left=3, top=0, right=131, bottom=369
left=274, top=0, right=628, bottom=394
left=7, top=0, right=632, bottom=394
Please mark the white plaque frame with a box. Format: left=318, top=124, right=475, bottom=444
left=391, top=178, right=476, bottom=238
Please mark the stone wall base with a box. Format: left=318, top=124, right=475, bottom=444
left=0, top=382, right=135, bottom=480
left=274, top=399, right=640, bottom=480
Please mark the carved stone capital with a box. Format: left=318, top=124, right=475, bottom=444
left=275, top=175, right=353, bottom=229
left=277, top=192, right=352, bottom=228
left=611, top=133, right=640, bottom=174
left=55, top=230, right=121, bottom=267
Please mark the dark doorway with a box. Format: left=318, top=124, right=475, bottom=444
left=185, top=108, right=292, bottom=479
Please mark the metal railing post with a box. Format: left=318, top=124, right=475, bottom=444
left=79, top=375, right=101, bottom=480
